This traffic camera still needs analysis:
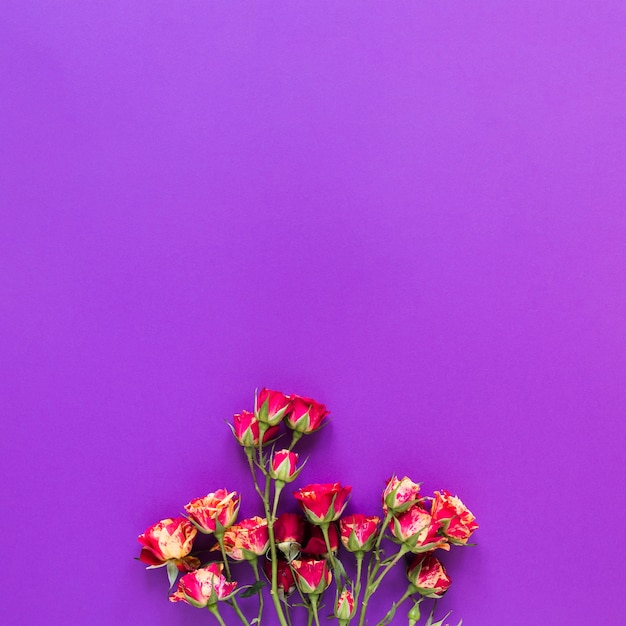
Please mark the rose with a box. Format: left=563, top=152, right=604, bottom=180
left=334, top=589, right=356, bottom=620
left=294, top=483, right=352, bottom=524
left=285, top=395, right=329, bottom=435
left=275, top=512, right=306, bottom=561
left=263, top=559, right=297, bottom=598
left=255, top=388, right=291, bottom=427
left=231, top=410, right=279, bottom=448
left=217, top=516, right=269, bottom=561
left=184, top=489, right=240, bottom=534
left=339, top=514, right=380, bottom=553
left=390, top=505, right=449, bottom=552
left=407, top=554, right=452, bottom=598
left=383, top=476, right=422, bottom=515
left=302, top=523, right=339, bottom=556
left=290, top=559, right=332, bottom=594
left=430, top=490, right=478, bottom=544
left=270, top=449, right=300, bottom=483
left=169, top=563, right=237, bottom=607
left=138, top=517, right=200, bottom=571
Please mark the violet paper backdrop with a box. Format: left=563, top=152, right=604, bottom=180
left=1, top=1, right=625, bottom=624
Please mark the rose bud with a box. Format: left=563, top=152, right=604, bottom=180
left=290, top=558, right=332, bottom=595
left=407, top=554, right=452, bottom=598
left=302, top=523, right=339, bottom=557
left=215, top=516, right=269, bottom=561
left=255, top=388, right=291, bottom=427
left=383, top=476, right=423, bottom=515
left=270, top=450, right=300, bottom=483
left=184, top=489, right=240, bottom=534
left=430, top=490, right=478, bottom=545
left=231, top=410, right=279, bottom=448
left=334, top=589, right=356, bottom=621
left=263, top=558, right=297, bottom=598
left=294, top=483, right=352, bottom=524
left=285, top=395, right=329, bottom=435
left=339, top=514, right=380, bottom=553
left=138, top=517, right=200, bottom=571
left=390, top=505, right=449, bottom=552
left=169, top=563, right=237, bottom=607
left=275, top=512, right=306, bottom=561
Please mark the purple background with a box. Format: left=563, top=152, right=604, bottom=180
left=2, top=2, right=625, bottom=624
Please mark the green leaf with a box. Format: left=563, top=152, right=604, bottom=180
left=239, top=581, right=266, bottom=598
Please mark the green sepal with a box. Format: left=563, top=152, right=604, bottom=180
left=166, top=561, right=179, bottom=590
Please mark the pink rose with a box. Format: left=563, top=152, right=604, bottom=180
left=274, top=512, right=306, bottom=560
left=232, top=410, right=279, bottom=447
left=285, top=395, right=329, bottom=434
left=138, top=517, right=200, bottom=571
left=218, top=516, right=269, bottom=561
left=255, top=388, right=291, bottom=426
left=383, top=475, right=423, bottom=515
left=291, top=559, right=332, bottom=594
left=184, top=489, right=240, bottom=534
left=339, top=514, right=380, bottom=553
left=407, top=554, right=452, bottom=598
left=270, top=449, right=300, bottom=483
left=263, top=559, right=297, bottom=598
left=294, top=483, right=352, bottom=524
left=334, top=589, right=356, bottom=620
left=169, top=563, right=237, bottom=607
left=390, top=505, right=449, bottom=552
left=430, top=490, right=478, bottom=544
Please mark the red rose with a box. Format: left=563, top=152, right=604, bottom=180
left=407, top=554, right=452, bottom=598
left=255, top=388, right=291, bottom=426
left=232, top=410, right=279, bottom=448
left=138, top=517, right=200, bottom=571
left=302, top=523, right=339, bottom=556
left=184, top=489, right=240, bottom=534
left=263, top=559, right=297, bottom=598
left=270, top=449, right=300, bottom=483
left=294, top=483, right=352, bottom=524
left=291, top=559, right=332, bottom=594
left=339, top=514, right=380, bottom=553
left=169, top=563, right=237, bottom=607
left=286, top=395, right=329, bottom=435
left=390, top=505, right=449, bottom=552
left=383, top=476, right=423, bottom=515
left=430, top=490, right=478, bottom=544
left=274, top=512, right=306, bottom=560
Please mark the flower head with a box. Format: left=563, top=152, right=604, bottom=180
left=255, top=388, right=291, bottom=427
left=291, top=559, right=332, bottom=594
left=390, top=505, right=449, bottom=552
left=138, top=517, right=200, bottom=571
left=339, top=514, right=380, bottom=553
left=383, top=476, right=422, bottom=515
left=217, top=516, right=269, bottom=561
left=294, top=483, right=351, bottom=524
left=430, top=490, right=478, bottom=544
left=169, top=563, right=237, bottom=607
left=184, top=489, right=240, bottom=534
left=232, top=410, right=279, bottom=448
left=407, top=554, right=452, bottom=598
left=286, top=395, right=329, bottom=434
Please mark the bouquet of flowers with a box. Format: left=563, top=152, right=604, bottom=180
left=137, top=389, right=478, bottom=625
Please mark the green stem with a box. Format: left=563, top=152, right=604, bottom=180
left=376, top=588, right=413, bottom=626
left=352, top=552, right=364, bottom=616
left=283, top=596, right=293, bottom=626
left=358, top=545, right=408, bottom=626
left=320, top=522, right=342, bottom=592
left=310, top=594, right=321, bottom=626
left=289, top=430, right=303, bottom=450
left=216, top=533, right=250, bottom=626
left=267, top=480, right=289, bottom=626
left=250, top=558, right=264, bottom=625
left=247, top=450, right=265, bottom=502
left=208, top=604, right=227, bottom=626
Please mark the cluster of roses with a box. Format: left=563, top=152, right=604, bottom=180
left=138, top=389, right=478, bottom=626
